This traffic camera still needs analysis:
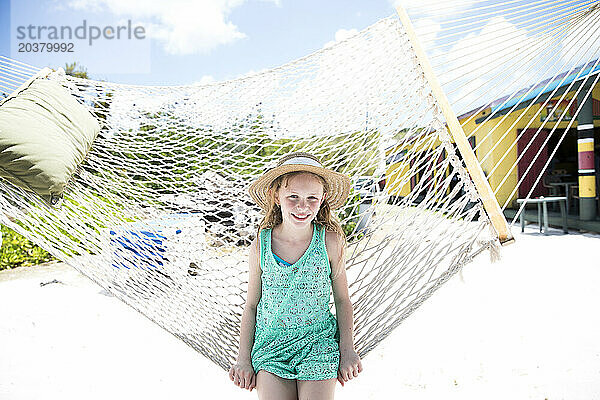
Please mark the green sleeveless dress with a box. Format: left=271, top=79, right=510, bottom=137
left=251, top=222, right=340, bottom=380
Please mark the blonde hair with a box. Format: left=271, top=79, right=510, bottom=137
left=255, top=170, right=347, bottom=278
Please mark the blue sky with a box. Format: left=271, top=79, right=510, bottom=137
left=0, top=0, right=400, bottom=85
left=1, top=0, right=595, bottom=95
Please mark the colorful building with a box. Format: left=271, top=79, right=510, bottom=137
left=386, top=61, right=600, bottom=227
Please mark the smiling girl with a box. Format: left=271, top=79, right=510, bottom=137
left=229, top=152, right=363, bottom=399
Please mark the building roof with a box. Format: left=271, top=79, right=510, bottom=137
left=458, top=59, right=600, bottom=121
left=386, top=60, right=600, bottom=154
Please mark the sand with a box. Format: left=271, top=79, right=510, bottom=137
left=1, top=225, right=599, bottom=399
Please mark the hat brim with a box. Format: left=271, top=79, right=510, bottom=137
left=248, top=164, right=351, bottom=211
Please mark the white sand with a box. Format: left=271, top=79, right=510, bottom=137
left=1, top=225, right=599, bottom=399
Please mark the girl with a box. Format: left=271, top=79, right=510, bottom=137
left=229, top=152, right=363, bottom=399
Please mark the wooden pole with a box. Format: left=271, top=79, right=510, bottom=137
left=395, top=5, right=514, bottom=245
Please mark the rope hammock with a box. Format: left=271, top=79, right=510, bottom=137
left=0, top=1, right=598, bottom=372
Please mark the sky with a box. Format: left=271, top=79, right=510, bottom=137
left=0, top=0, right=596, bottom=111
left=0, top=0, right=403, bottom=85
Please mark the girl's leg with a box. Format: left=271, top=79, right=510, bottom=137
left=256, top=370, right=297, bottom=400
left=296, top=378, right=337, bottom=400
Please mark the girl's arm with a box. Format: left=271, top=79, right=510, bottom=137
left=326, top=230, right=363, bottom=386
left=237, top=236, right=262, bottom=363
left=326, top=231, right=355, bottom=351
left=229, top=236, right=262, bottom=391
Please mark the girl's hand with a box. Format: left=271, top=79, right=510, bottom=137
left=337, top=348, right=363, bottom=386
left=229, top=361, right=256, bottom=392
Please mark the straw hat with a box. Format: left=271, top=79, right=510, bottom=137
left=248, top=152, right=351, bottom=210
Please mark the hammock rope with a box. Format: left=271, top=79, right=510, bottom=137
left=0, top=0, right=598, bottom=371
left=404, top=0, right=599, bottom=222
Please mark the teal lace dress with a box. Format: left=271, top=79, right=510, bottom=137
left=251, top=222, right=340, bottom=380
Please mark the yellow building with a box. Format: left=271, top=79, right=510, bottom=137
left=385, top=64, right=599, bottom=221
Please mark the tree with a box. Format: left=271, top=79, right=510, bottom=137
left=64, top=62, right=89, bottom=79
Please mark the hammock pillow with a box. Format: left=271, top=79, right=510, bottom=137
left=0, top=75, right=100, bottom=206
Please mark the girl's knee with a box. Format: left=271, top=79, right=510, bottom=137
left=296, top=378, right=336, bottom=400
left=256, top=370, right=297, bottom=400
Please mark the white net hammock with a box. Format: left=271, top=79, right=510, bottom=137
left=0, top=0, right=598, bottom=372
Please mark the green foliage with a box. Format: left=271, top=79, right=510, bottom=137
left=64, top=62, right=89, bottom=79
left=393, top=126, right=427, bottom=142
left=0, top=225, right=55, bottom=270
left=337, top=188, right=365, bottom=242
left=107, top=104, right=381, bottom=237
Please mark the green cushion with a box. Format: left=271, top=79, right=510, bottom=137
left=0, top=74, right=100, bottom=206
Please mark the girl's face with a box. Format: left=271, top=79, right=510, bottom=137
left=274, top=173, right=326, bottom=227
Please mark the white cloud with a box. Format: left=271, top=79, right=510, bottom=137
left=439, top=16, right=537, bottom=114
left=323, top=28, right=358, bottom=49
left=559, top=6, right=600, bottom=68
left=261, top=0, right=282, bottom=7
left=447, top=16, right=529, bottom=78
left=390, top=0, right=599, bottom=114
left=413, top=17, right=441, bottom=52
left=65, top=0, right=279, bottom=55
left=391, top=0, right=476, bottom=17
left=193, top=75, right=216, bottom=86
